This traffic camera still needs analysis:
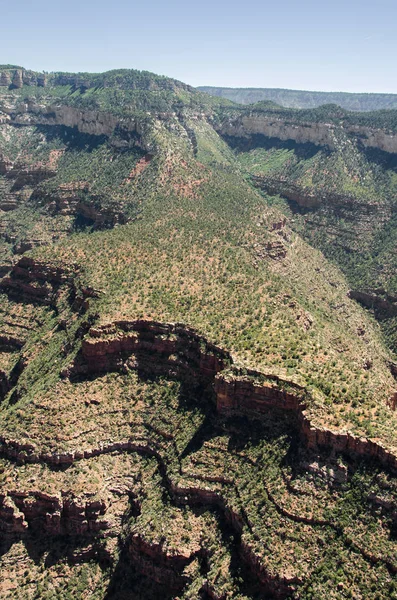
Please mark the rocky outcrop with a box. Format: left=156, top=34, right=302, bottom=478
left=69, top=320, right=229, bottom=381
left=348, top=289, right=397, bottom=319
left=5, top=163, right=56, bottom=190
left=42, top=182, right=128, bottom=228
left=214, top=373, right=397, bottom=470
left=0, top=369, right=9, bottom=400
left=128, top=533, right=199, bottom=592
left=0, top=490, right=108, bottom=535
left=219, top=114, right=337, bottom=149
left=64, top=320, right=397, bottom=471
left=11, top=70, right=23, bottom=89
left=217, top=113, right=397, bottom=155
left=1, top=102, right=145, bottom=147
left=0, top=69, right=47, bottom=88
left=0, top=256, right=76, bottom=304
left=252, top=175, right=328, bottom=209
left=0, top=68, right=189, bottom=93
left=0, top=71, right=12, bottom=87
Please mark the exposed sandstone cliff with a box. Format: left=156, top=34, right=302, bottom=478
left=1, top=252, right=395, bottom=472
left=217, top=113, right=397, bottom=154
left=0, top=69, right=47, bottom=88
left=0, top=490, right=108, bottom=535
left=63, top=321, right=397, bottom=471
left=0, top=101, right=146, bottom=147
left=0, top=257, right=76, bottom=305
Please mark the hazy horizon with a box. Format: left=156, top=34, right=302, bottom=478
left=1, top=0, right=396, bottom=94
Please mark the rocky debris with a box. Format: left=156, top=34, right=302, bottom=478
left=264, top=240, right=287, bottom=260
left=271, top=217, right=287, bottom=231
left=296, top=310, right=314, bottom=331
left=124, top=153, right=153, bottom=182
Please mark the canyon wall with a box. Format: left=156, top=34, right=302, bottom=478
left=217, top=113, right=397, bottom=154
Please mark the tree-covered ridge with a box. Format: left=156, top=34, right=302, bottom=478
left=3, top=66, right=397, bottom=131
left=0, top=69, right=229, bottom=117
left=199, top=85, right=397, bottom=112
left=218, top=101, right=397, bottom=133
left=0, top=66, right=192, bottom=91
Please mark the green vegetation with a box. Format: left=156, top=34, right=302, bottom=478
left=0, top=66, right=396, bottom=600
left=199, top=85, right=397, bottom=112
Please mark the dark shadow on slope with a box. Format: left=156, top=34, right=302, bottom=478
left=221, top=132, right=326, bottom=160
left=104, top=543, right=177, bottom=600
left=36, top=125, right=108, bottom=152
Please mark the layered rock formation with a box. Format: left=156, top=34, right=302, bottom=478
left=0, top=491, right=108, bottom=535
left=0, top=256, right=76, bottom=305
left=60, top=321, right=397, bottom=472
left=217, top=112, right=397, bottom=154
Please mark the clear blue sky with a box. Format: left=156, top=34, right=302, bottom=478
left=1, top=0, right=396, bottom=93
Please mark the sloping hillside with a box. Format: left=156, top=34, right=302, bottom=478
left=0, top=67, right=396, bottom=600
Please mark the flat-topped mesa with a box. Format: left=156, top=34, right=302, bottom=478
left=0, top=67, right=190, bottom=92
left=217, top=112, right=397, bottom=155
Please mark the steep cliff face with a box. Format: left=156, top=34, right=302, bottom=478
left=58, top=321, right=397, bottom=471
left=0, top=256, right=76, bottom=304
left=217, top=112, right=397, bottom=154
left=1, top=68, right=397, bottom=598
left=0, top=68, right=47, bottom=88
left=0, top=491, right=108, bottom=535
left=0, top=67, right=192, bottom=94
left=1, top=314, right=395, bottom=597
left=0, top=101, right=143, bottom=143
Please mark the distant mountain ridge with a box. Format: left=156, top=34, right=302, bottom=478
left=198, top=85, right=397, bottom=111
